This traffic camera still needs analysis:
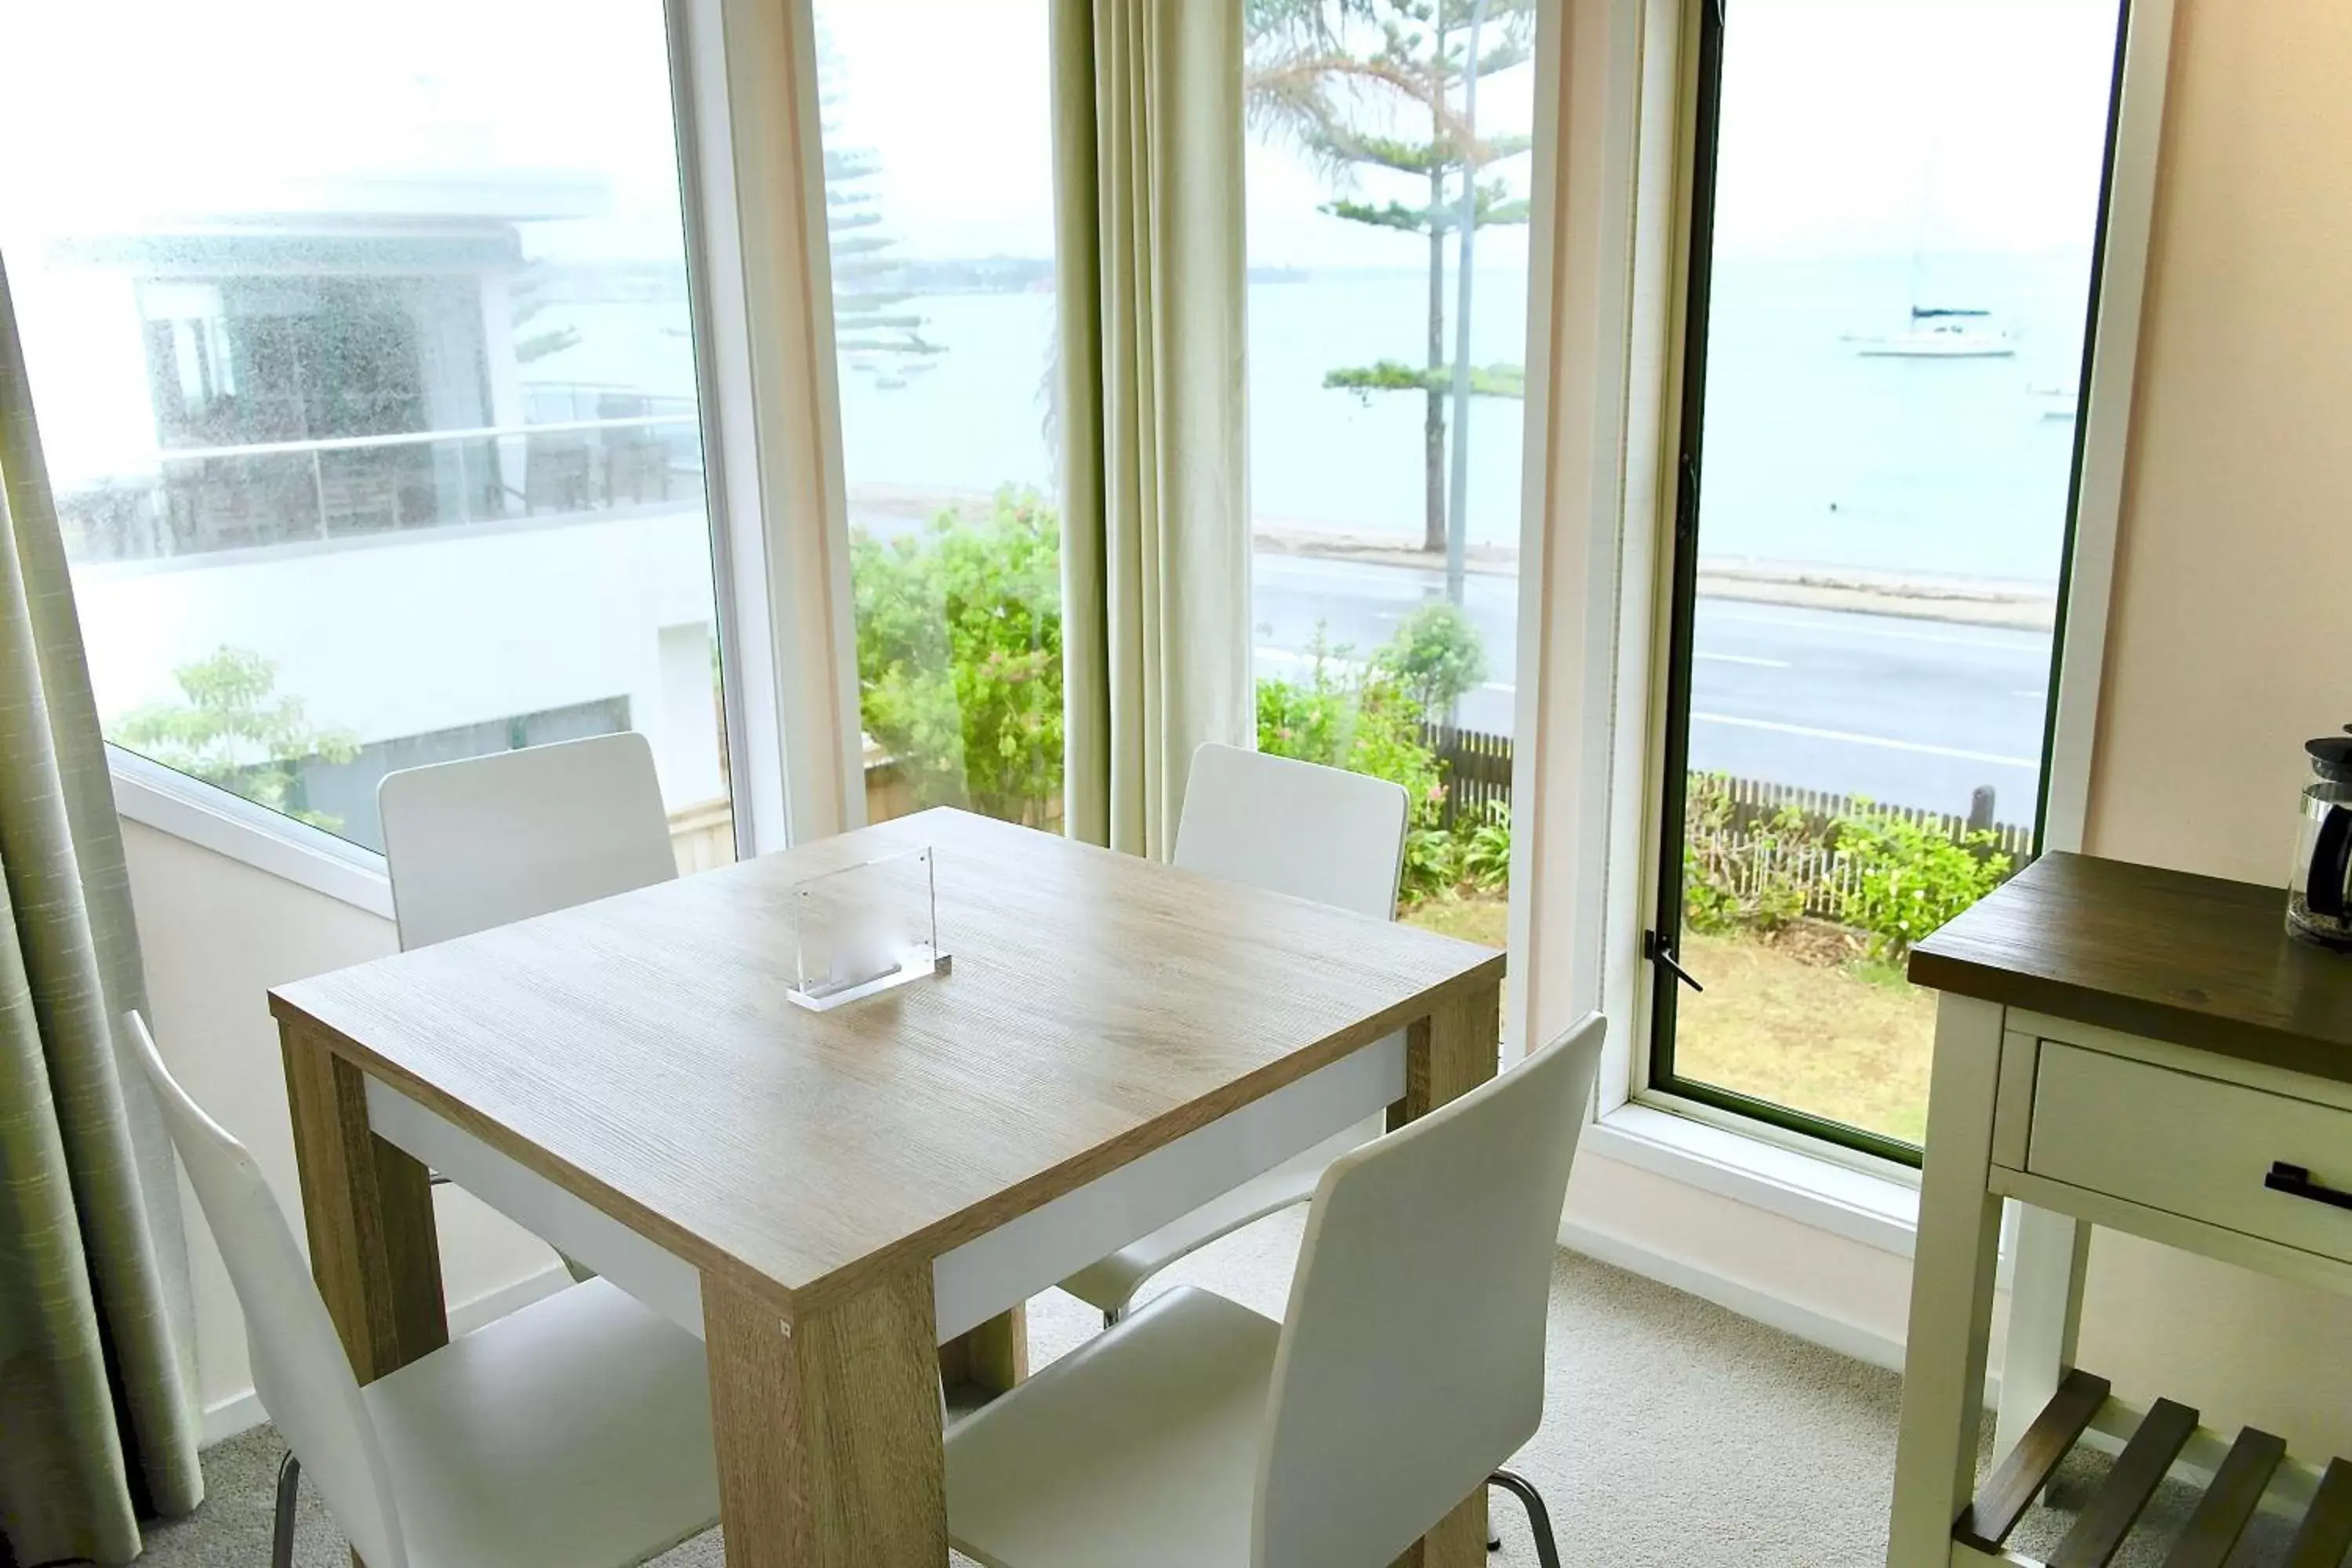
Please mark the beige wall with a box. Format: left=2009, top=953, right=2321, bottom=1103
left=123, top=821, right=564, bottom=1433
left=2072, top=0, right=2352, bottom=1459
left=1559, top=0, right=2352, bottom=1467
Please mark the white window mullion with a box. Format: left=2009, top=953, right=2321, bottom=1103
left=671, top=0, right=866, bottom=854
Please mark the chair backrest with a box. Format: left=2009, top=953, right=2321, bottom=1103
left=1174, top=743, right=1408, bottom=920
left=378, top=732, right=677, bottom=950
left=1253, top=1012, right=1608, bottom=1568
left=124, top=1014, right=408, bottom=1568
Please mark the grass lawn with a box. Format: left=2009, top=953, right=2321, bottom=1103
left=1403, top=895, right=1935, bottom=1145
left=1673, top=931, right=1935, bottom=1145
left=1403, top=893, right=1511, bottom=948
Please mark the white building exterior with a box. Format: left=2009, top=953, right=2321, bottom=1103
left=19, top=173, right=733, bottom=848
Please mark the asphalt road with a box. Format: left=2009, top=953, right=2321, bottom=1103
left=1251, top=552, right=2052, bottom=824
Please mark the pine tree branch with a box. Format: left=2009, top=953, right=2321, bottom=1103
left=1325, top=198, right=1439, bottom=234
left=1323, top=359, right=1528, bottom=399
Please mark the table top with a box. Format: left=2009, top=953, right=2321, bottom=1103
left=270, top=808, right=1504, bottom=1314
left=1910, top=851, right=2352, bottom=1086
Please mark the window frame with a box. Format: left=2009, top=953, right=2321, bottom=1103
left=1508, top=0, right=2179, bottom=1199
left=1635, top=0, right=2152, bottom=1167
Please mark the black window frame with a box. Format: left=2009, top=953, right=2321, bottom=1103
left=1642, top=0, right=2138, bottom=1167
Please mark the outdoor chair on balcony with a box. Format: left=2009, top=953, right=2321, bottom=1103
left=524, top=431, right=595, bottom=514
left=603, top=426, right=673, bottom=506
left=317, top=452, right=401, bottom=535
left=1057, top=743, right=1408, bottom=1327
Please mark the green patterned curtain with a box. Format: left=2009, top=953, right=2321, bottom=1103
left=0, top=255, right=201, bottom=1561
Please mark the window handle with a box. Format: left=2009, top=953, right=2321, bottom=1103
left=2264, top=1161, right=2352, bottom=1213
left=1644, top=930, right=1705, bottom=994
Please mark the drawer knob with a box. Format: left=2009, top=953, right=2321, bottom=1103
left=2263, top=1161, right=2352, bottom=1213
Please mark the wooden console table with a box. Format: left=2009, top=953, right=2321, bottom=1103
left=1889, top=853, right=2352, bottom=1567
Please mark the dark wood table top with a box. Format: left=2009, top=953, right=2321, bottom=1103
left=270, top=808, right=1504, bottom=1314
left=1910, top=851, right=2352, bottom=1087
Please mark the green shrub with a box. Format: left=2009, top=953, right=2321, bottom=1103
left=1835, top=804, right=2013, bottom=957
left=110, top=646, right=359, bottom=830
left=851, top=488, right=1062, bottom=823
left=1679, top=773, right=1823, bottom=937
left=1457, top=799, right=1511, bottom=892
left=1375, top=601, right=1488, bottom=715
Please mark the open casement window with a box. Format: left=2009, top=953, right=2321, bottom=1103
left=1644, top=0, right=2134, bottom=1163
left=0, top=0, right=739, bottom=869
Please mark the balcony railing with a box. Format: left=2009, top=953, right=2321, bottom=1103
left=58, top=410, right=705, bottom=564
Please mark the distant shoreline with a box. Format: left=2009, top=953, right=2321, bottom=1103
left=847, top=486, right=2059, bottom=633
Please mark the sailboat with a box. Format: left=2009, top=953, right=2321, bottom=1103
left=1849, top=131, right=2018, bottom=359
left=1851, top=305, right=2016, bottom=358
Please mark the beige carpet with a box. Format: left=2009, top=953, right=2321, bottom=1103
left=131, top=1211, right=2325, bottom=1566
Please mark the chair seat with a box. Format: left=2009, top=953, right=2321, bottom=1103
left=364, top=1278, right=719, bottom=1568
left=1057, top=1120, right=1373, bottom=1314
left=946, top=1286, right=1281, bottom=1568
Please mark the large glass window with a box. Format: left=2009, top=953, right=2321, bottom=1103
left=1245, top=0, right=1536, bottom=937
left=813, top=0, right=1064, bottom=831
left=0, top=0, right=735, bottom=864
left=1647, top=0, right=2129, bottom=1156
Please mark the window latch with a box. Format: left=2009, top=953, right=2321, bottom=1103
left=1644, top=929, right=1705, bottom=994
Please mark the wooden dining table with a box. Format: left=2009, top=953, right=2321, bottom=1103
left=270, top=806, right=1507, bottom=1566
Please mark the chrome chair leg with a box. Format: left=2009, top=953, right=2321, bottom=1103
left=271, top=1450, right=301, bottom=1568
left=1486, top=1468, right=1562, bottom=1568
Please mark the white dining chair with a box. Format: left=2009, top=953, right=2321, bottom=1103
left=378, top=732, right=680, bottom=1282
left=1058, top=742, right=1409, bottom=1327
left=376, top=731, right=679, bottom=951
left=946, top=1011, right=1605, bottom=1568
left=125, top=1012, right=718, bottom=1568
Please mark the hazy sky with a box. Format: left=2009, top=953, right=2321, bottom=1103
left=0, top=0, right=2120, bottom=269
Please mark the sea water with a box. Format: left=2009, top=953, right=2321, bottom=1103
left=540, top=249, right=2090, bottom=589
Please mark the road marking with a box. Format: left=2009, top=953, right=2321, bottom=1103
left=1692, top=711, right=2037, bottom=768
left=1707, top=608, right=2042, bottom=652
left=1696, top=652, right=1791, bottom=668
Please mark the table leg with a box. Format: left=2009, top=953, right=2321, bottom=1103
left=1994, top=1201, right=2090, bottom=1462
left=1388, top=979, right=1501, bottom=1568
left=702, top=1263, right=947, bottom=1567
left=1887, top=994, right=2006, bottom=1567
left=938, top=1303, right=1029, bottom=1400
left=281, top=1020, right=447, bottom=1382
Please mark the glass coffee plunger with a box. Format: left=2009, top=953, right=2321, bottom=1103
left=2287, top=724, right=2352, bottom=950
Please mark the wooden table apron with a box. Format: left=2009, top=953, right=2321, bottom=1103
left=270, top=808, right=1507, bottom=1568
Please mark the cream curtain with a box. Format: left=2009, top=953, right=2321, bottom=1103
left=1054, top=0, right=1254, bottom=858
left=0, top=256, right=201, bottom=1562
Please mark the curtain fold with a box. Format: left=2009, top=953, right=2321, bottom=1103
left=0, top=256, right=201, bottom=1563
left=1054, top=0, right=1254, bottom=858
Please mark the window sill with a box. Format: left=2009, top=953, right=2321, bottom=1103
left=1583, top=1100, right=1921, bottom=1258
left=109, top=746, right=394, bottom=920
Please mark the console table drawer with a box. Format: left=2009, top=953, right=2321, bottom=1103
left=2030, top=1043, right=2352, bottom=1265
